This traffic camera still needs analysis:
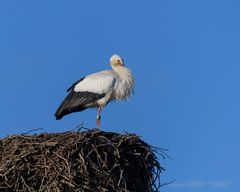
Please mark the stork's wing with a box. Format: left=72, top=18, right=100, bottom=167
left=67, top=77, right=85, bottom=92
left=55, top=91, right=105, bottom=119
left=55, top=73, right=117, bottom=120
left=74, top=73, right=116, bottom=94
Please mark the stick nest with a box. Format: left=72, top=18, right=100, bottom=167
left=0, top=129, right=164, bottom=192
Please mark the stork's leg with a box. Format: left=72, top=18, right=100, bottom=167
left=96, top=107, right=101, bottom=129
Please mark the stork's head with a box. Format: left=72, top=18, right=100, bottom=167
left=110, top=54, right=124, bottom=67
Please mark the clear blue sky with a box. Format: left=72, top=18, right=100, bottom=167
left=0, top=1, right=239, bottom=191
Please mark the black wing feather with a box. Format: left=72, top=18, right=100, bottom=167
left=55, top=91, right=105, bottom=120
left=67, top=77, right=85, bottom=92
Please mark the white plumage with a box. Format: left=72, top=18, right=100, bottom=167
left=55, top=54, right=134, bottom=128
left=74, top=73, right=116, bottom=95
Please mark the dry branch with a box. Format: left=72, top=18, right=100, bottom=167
left=0, top=128, right=164, bottom=192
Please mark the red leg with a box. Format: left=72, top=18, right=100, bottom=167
left=96, top=108, right=101, bottom=129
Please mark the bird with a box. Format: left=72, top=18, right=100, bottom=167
left=55, top=54, right=135, bottom=128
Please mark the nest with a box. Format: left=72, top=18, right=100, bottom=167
left=0, top=128, right=164, bottom=192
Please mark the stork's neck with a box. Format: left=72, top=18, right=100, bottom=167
left=111, top=66, right=135, bottom=100
left=111, top=65, right=130, bottom=77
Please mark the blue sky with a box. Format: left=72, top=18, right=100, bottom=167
left=0, top=1, right=239, bottom=191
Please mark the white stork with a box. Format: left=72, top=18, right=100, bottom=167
left=55, top=54, right=135, bottom=128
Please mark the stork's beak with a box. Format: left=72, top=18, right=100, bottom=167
left=118, top=61, right=124, bottom=67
